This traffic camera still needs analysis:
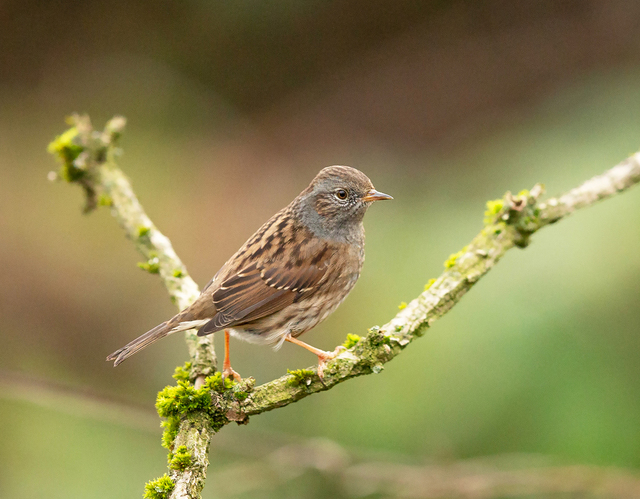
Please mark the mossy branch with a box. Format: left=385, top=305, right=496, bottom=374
left=48, top=115, right=217, bottom=378
left=49, top=115, right=217, bottom=499
left=235, top=156, right=640, bottom=415
left=49, top=116, right=640, bottom=499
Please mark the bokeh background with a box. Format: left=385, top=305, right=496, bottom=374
left=2, top=1, right=640, bottom=497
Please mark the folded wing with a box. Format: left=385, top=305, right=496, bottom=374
left=197, top=243, right=333, bottom=335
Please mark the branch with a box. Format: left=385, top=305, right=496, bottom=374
left=48, top=115, right=217, bottom=376
left=239, top=157, right=640, bottom=414
left=49, top=116, right=640, bottom=499
left=48, top=115, right=217, bottom=498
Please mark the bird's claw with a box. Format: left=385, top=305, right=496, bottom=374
left=316, top=349, right=339, bottom=379
left=222, top=366, right=242, bottom=382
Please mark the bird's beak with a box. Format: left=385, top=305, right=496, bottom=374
left=362, top=189, right=393, bottom=202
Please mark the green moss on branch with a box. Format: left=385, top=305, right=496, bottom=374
left=144, top=474, right=174, bottom=499
left=169, top=446, right=192, bottom=471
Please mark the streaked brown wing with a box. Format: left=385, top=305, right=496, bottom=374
left=197, top=244, right=333, bottom=335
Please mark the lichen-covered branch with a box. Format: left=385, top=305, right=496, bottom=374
left=236, top=153, right=640, bottom=415
left=49, top=116, right=640, bottom=499
left=48, top=115, right=217, bottom=377
left=48, top=115, right=216, bottom=499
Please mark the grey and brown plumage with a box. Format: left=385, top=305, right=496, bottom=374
left=106, top=165, right=392, bottom=379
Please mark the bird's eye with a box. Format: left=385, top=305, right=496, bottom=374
left=335, top=189, right=348, bottom=200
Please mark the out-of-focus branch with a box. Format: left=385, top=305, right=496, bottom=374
left=342, top=460, right=640, bottom=498
left=49, top=116, right=640, bottom=499
left=218, top=440, right=640, bottom=499
left=0, top=369, right=159, bottom=433
left=4, top=371, right=640, bottom=498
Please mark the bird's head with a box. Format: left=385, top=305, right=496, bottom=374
left=297, top=165, right=392, bottom=241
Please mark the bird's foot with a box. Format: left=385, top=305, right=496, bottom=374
left=316, top=349, right=339, bottom=379
left=222, top=366, right=242, bottom=382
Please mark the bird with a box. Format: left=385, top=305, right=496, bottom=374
left=106, top=165, right=392, bottom=380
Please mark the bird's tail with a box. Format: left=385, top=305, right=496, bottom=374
left=106, top=310, right=207, bottom=366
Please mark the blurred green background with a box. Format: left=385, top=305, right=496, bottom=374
left=2, top=1, right=640, bottom=497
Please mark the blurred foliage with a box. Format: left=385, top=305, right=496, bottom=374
left=2, top=1, right=640, bottom=498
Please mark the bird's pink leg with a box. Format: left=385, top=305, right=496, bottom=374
left=222, top=330, right=242, bottom=381
left=285, top=334, right=338, bottom=378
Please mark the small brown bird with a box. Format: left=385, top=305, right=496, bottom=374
left=107, top=166, right=392, bottom=379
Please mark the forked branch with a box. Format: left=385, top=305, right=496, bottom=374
left=49, top=115, right=640, bottom=499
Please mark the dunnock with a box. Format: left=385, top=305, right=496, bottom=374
left=107, top=166, right=392, bottom=379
